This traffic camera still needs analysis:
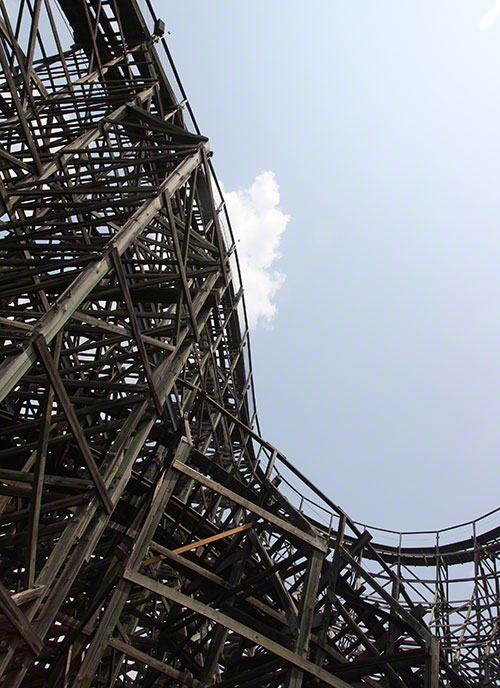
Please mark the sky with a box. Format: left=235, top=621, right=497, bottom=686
left=154, top=1, right=500, bottom=534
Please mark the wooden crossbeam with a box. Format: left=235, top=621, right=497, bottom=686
left=0, top=580, right=43, bottom=655
left=33, top=335, right=113, bottom=514
left=111, top=248, right=163, bottom=414
left=123, top=568, right=352, bottom=688
left=143, top=521, right=254, bottom=565
left=172, top=459, right=328, bottom=552
left=108, top=637, right=205, bottom=688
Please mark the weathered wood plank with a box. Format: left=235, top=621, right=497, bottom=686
left=172, top=460, right=327, bottom=552
left=123, top=568, right=353, bottom=688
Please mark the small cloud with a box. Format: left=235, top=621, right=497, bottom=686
left=221, top=172, right=290, bottom=329
left=480, top=0, right=500, bottom=30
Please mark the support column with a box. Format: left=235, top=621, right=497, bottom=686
left=286, top=548, right=325, bottom=688
left=70, top=440, right=190, bottom=688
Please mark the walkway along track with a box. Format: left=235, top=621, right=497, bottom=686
left=0, top=1, right=496, bottom=686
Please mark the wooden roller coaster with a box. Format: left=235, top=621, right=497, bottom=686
left=0, top=2, right=497, bottom=686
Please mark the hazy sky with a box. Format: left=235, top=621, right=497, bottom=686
left=155, top=2, right=500, bottom=532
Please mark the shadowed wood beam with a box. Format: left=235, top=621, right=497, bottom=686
left=143, top=521, right=254, bottom=565
left=0, top=580, right=43, bottom=655
left=172, top=458, right=327, bottom=552
left=33, top=335, right=113, bottom=514
left=123, top=568, right=353, bottom=688
left=108, top=637, right=206, bottom=688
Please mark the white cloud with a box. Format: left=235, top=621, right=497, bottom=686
left=221, top=172, right=290, bottom=329
left=480, top=0, right=500, bottom=30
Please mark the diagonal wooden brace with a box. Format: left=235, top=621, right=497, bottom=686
left=33, top=335, right=113, bottom=514
left=0, top=580, right=43, bottom=655
left=111, top=248, right=163, bottom=415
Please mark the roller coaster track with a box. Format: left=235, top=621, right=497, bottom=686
left=0, top=2, right=497, bottom=686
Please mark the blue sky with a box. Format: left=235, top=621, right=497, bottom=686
left=157, top=2, right=500, bottom=531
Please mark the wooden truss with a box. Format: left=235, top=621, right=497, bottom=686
left=0, top=1, right=497, bottom=686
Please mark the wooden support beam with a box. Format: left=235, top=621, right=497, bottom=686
left=172, top=459, right=327, bottom=552
left=333, top=649, right=427, bottom=680
left=143, top=521, right=254, bottom=565
left=123, top=568, right=354, bottom=688
left=33, top=335, right=113, bottom=515
left=26, top=332, right=62, bottom=588
left=25, top=0, right=42, bottom=77
left=0, top=36, right=42, bottom=174
left=0, top=468, right=92, bottom=490
left=72, top=443, right=189, bottom=688
left=111, top=248, right=163, bottom=414
left=0, top=141, right=209, bottom=405
left=425, top=638, right=440, bottom=688
left=249, top=530, right=299, bottom=632
left=108, top=637, right=205, bottom=688
left=331, top=594, right=410, bottom=688
left=286, top=548, right=324, bottom=688
left=0, top=580, right=43, bottom=655
left=340, top=547, right=433, bottom=644
left=11, top=586, right=45, bottom=607
left=165, top=194, right=200, bottom=341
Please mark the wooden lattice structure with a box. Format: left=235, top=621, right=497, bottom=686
left=0, top=2, right=498, bottom=686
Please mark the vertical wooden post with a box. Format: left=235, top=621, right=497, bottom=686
left=286, top=548, right=324, bottom=688
left=424, top=637, right=440, bottom=688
